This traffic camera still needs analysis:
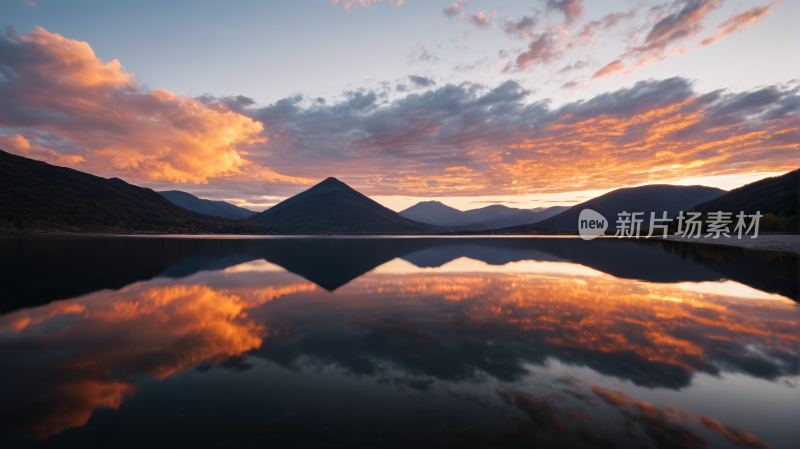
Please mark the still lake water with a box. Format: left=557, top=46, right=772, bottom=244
left=0, top=236, right=797, bottom=448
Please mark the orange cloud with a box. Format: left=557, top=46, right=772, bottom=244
left=0, top=134, right=85, bottom=165
left=590, top=59, right=627, bottom=79
left=700, top=2, right=778, bottom=46
left=0, top=27, right=312, bottom=185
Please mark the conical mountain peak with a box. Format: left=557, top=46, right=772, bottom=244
left=319, top=177, right=344, bottom=185
left=248, top=175, right=434, bottom=234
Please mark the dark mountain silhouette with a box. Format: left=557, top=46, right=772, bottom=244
left=399, top=201, right=568, bottom=230
left=0, top=150, right=266, bottom=233
left=249, top=177, right=434, bottom=233
left=509, top=185, right=725, bottom=231
left=159, top=190, right=258, bottom=220
left=452, top=206, right=569, bottom=230
left=399, top=201, right=464, bottom=225
left=691, top=169, right=798, bottom=217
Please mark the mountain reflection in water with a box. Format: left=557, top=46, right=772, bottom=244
left=0, top=236, right=796, bottom=448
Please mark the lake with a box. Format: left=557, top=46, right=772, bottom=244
left=0, top=236, right=797, bottom=448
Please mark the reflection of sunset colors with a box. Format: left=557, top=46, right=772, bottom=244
left=356, top=259, right=798, bottom=372
left=0, top=280, right=315, bottom=438
left=0, top=257, right=795, bottom=440
left=499, top=378, right=772, bottom=448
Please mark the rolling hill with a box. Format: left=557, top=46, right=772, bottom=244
left=453, top=206, right=570, bottom=230
left=0, top=150, right=266, bottom=233
left=248, top=177, right=435, bottom=233
left=159, top=190, right=258, bottom=220
left=691, top=169, right=798, bottom=217
left=507, top=185, right=725, bottom=231
left=399, top=201, right=465, bottom=225
left=399, top=201, right=568, bottom=230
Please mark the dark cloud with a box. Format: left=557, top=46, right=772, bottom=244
left=442, top=0, right=465, bottom=18
left=502, top=32, right=562, bottom=72
left=469, top=12, right=493, bottom=28
left=347, top=91, right=377, bottom=111
left=195, top=94, right=256, bottom=112
left=408, top=75, right=435, bottom=87
left=502, top=15, right=538, bottom=40
left=564, top=77, right=694, bottom=118
left=545, top=0, right=583, bottom=24
left=556, top=60, right=587, bottom=74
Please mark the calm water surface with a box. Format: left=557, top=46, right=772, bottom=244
left=0, top=236, right=797, bottom=448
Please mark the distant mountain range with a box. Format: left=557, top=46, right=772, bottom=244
left=158, top=190, right=258, bottom=220
left=399, top=201, right=568, bottom=230
left=0, top=150, right=266, bottom=233
left=504, top=185, right=726, bottom=231
left=2, top=149, right=795, bottom=235
left=249, top=177, right=434, bottom=233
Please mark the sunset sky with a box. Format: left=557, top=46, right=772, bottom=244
left=0, top=0, right=797, bottom=211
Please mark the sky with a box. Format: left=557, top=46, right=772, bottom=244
left=0, top=0, right=797, bottom=212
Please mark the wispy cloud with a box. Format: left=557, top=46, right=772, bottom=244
left=590, top=0, right=778, bottom=80
left=700, top=2, right=778, bottom=46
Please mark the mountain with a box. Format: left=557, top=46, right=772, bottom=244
left=398, top=201, right=464, bottom=225
left=0, top=150, right=266, bottom=233
left=248, top=177, right=435, bottom=234
left=399, top=201, right=569, bottom=230
left=691, top=169, right=798, bottom=217
left=159, top=190, right=258, bottom=220
left=453, top=206, right=570, bottom=230
left=510, top=185, right=726, bottom=230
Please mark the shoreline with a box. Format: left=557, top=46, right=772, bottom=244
left=663, top=234, right=800, bottom=255
left=2, top=229, right=798, bottom=255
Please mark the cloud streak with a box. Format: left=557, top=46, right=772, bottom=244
left=700, top=2, right=778, bottom=46
left=591, top=0, right=778, bottom=79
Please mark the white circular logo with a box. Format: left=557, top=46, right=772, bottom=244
left=578, top=209, right=608, bottom=240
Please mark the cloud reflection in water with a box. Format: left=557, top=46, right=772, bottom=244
left=0, top=255, right=795, bottom=446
